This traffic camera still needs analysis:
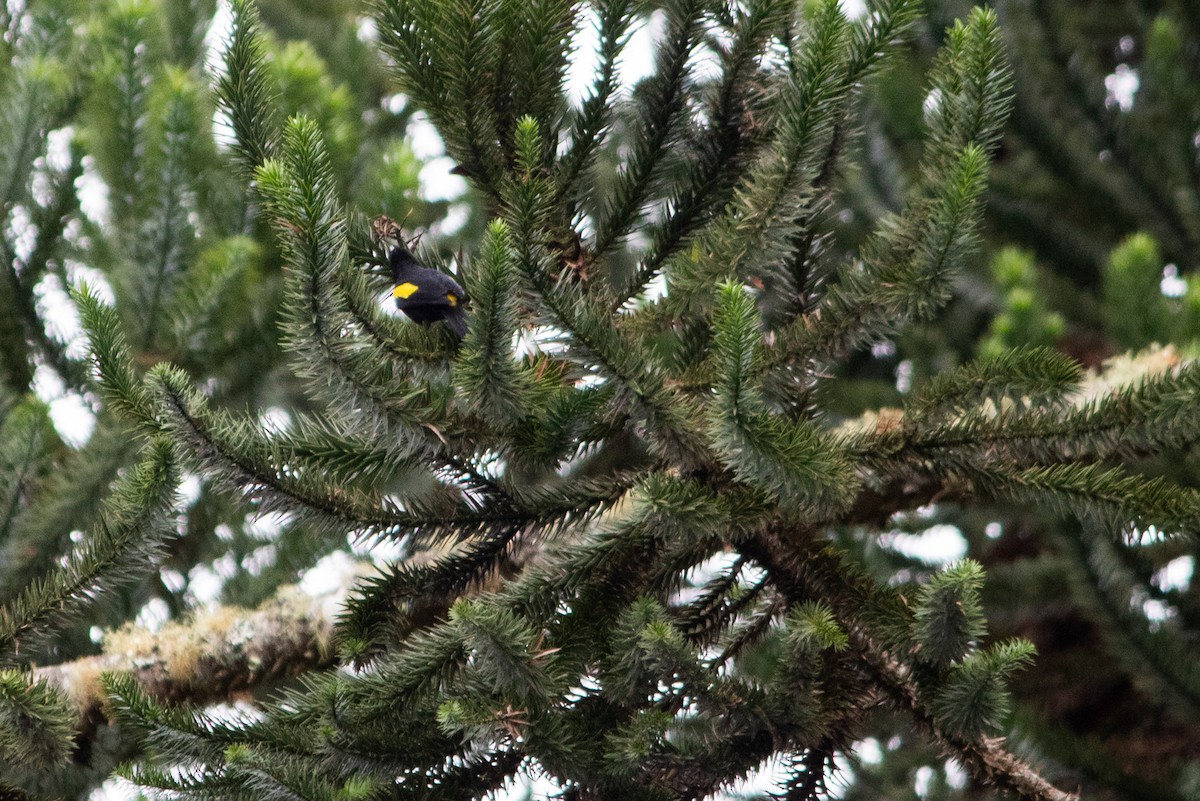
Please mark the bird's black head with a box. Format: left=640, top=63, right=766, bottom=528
left=388, top=245, right=423, bottom=282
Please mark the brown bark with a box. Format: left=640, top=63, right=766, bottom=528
left=35, top=586, right=337, bottom=734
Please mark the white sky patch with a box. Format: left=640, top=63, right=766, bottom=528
left=133, top=597, right=171, bottom=632
left=914, top=764, right=935, bottom=797
left=825, top=752, right=854, bottom=799
left=1105, top=64, right=1139, bottom=111
left=1142, top=597, right=1174, bottom=627
left=854, top=737, right=883, bottom=765
left=1126, top=525, right=1170, bottom=546
left=1161, top=264, right=1187, bottom=298
left=356, top=15, right=378, bottom=42
left=259, top=405, right=293, bottom=434
left=385, top=92, right=408, bottom=115
left=31, top=362, right=95, bottom=447
left=500, top=771, right=562, bottom=801
left=46, top=126, right=74, bottom=171
left=205, top=0, right=234, bottom=70
left=565, top=6, right=604, bottom=106
left=894, top=358, right=914, bottom=393
left=515, top=324, right=571, bottom=358
left=245, top=511, right=290, bottom=540
left=619, top=269, right=668, bottom=311
left=241, top=543, right=277, bottom=575
left=673, top=550, right=745, bottom=606
left=431, top=200, right=471, bottom=238
left=179, top=474, right=203, bottom=506
left=188, top=553, right=238, bottom=606
left=90, top=777, right=135, bottom=801
left=161, top=568, right=187, bottom=593
left=407, top=112, right=446, bottom=160
left=883, top=524, right=968, bottom=565
left=299, top=549, right=360, bottom=611
left=298, top=553, right=355, bottom=597
left=1153, top=555, right=1194, bottom=593
left=68, top=259, right=116, bottom=305
left=923, top=87, right=943, bottom=118
left=349, top=530, right=405, bottom=563
left=871, top=340, right=896, bottom=358
left=406, top=107, right=467, bottom=201
left=618, top=11, right=664, bottom=90
left=418, top=156, right=469, bottom=202
left=34, top=271, right=87, bottom=357
left=8, top=205, right=36, bottom=263
left=77, top=155, right=111, bottom=227
left=841, top=0, right=868, bottom=18
left=723, top=754, right=787, bottom=798
left=204, top=1, right=237, bottom=150
left=945, top=759, right=968, bottom=790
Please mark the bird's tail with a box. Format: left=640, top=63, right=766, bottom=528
left=445, top=306, right=469, bottom=339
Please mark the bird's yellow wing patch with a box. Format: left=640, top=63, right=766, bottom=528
left=393, top=282, right=420, bottom=299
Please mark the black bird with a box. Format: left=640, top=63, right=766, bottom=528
left=389, top=244, right=469, bottom=338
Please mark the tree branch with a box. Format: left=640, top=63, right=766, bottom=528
left=850, top=628, right=1078, bottom=801
left=746, top=529, right=1079, bottom=801
left=34, top=584, right=339, bottom=734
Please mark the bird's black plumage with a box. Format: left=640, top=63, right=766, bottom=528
left=389, top=245, right=469, bottom=338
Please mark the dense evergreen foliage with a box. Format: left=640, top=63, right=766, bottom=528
left=0, top=1, right=1198, bottom=799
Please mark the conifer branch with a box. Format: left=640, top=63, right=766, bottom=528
left=455, top=220, right=528, bottom=424
left=784, top=143, right=990, bottom=362
left=0, top=671, right=75, bottom=777
left=0, top=56, right=65, bottom=229
left=76, top=284, right=161, bottom=430
left=617, top=0, right=790, bottom=304
left=708, top=282, right=858, bottom=517
left=556, top=0, right=637, bottom=208
left=852, top=630, right=1077, bottom=801
left=0, top=422, right=139, bottom=609
left=504, top=125, right=708, bottom=465
left=0, top=439, right=179, bottom=663
left=978, top=462, right=1200, bottom=538
left=134, top=72, right=203, bottom=350
left=662, top=0, right=852, bottom=316
left=0, top=402, right=50, bottom=547
left=146, top=364, right=522, bottom=542
left=1060, top=526, right=1200, bottom=723
left=338, top=475, right=636, bottom=651
left=376, top=0, right=507, bottom=196
left=92, top=3, right=153, bottom=226
left=10, top=147, right=86, bottom=388
left=905, top=346, right=1084, bottom=422
left=0, top=55, right=71, bottom=393
left=769, top=8, right=1011, bottom=368
left=216, top=0, right=279, bottom=175
left=860, top=356, right=1200, bottom=483
left=257, top=117, right=453, bottom=441
left=590, top=0, right=707, bottom=258
left=746, top=528, right=1078, bottom=801
left=504, top=0, right=576, bottom=137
